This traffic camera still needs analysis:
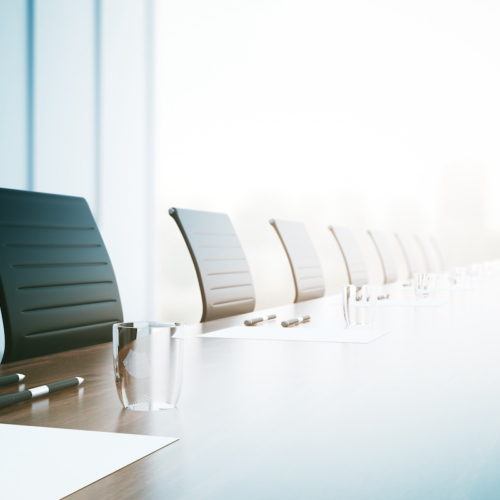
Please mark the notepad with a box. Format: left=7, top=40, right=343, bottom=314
left=200, top=326, right=389, bottom=344
left=0, top=424, right=178, bottom=500
left=377, top=299, right=447, bottom=307
left=438, top=286, right=471, bottom=291
left=331, top=298, right=447, bottom=307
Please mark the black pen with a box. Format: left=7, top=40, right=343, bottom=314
left=0, top=374, right=25, bottom=387
left=281, top=315, right=311, bottom=327
left=244, top=314, right=277, bottom=326
left=0, top=377, right=84, bottom=410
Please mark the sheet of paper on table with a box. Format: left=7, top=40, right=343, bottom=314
left=200, top=326, right=389, bottom=344
left=0, top=424, right=178, bottom=500
left=331, top=298, right=447, bottom=307
left=377, top=299, right=447, bottom=306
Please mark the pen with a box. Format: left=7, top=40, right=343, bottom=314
left=0, top=377, right=84, bottom=410
left=0, top=374, right=25, bottom=387
left=244, top=314, right=277, bottom=326
left=281, top=315, right=311, bottom=327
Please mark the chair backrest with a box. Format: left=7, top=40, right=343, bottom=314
left=0, top=188, right=123, bottom=363
left=430, top=235, right=448, bottom=272
left=328, top=226, right=369, bottom=285
left=367, top=230, right=398, bottom=284
left=169, top=207, right=255, bottom=322
left=395, top=232, right=423, bottom=278
left=270, top=219, right=325, bottom=303
left=415, top=234, right=438, bottom=273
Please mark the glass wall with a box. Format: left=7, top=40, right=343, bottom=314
left=155, top=0, right=500, bottom=324
left=0, top=0, right=28, bottom=190
left=2, top=0, right=500, bottom=327
left=0, top=0, right=155, bottom=322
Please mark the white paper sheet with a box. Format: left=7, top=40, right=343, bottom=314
left=200, top=326, right=389, bottom=344
left=0, top=424, right=178, bottom=500
left=377, top=299, right=447, bottom=307
left=331, top=298, right=447, bottom=307
left=437, top=286, right=471, bottom=291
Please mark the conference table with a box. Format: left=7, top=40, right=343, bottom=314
left=1, top=279, right=500, bottom=499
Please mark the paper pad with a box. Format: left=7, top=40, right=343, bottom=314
left=331, top=298, right=447, bottom=307
left=378, top=299, right=447, bottom=307
left=200, top=326, right=389, bottom=344
left=0, top=424, right=178, bottom=500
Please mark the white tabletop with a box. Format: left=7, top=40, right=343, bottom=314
left=3, top=276, right=499, bottom=499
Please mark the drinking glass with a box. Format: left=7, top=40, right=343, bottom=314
left=343, top=285, right=377, bottom=326
left=484, top=261, right=497, bottom=277
left=113, top=321, right=184, bottom=411
left=449, top=267, right=467, bottom=287
left=468, top=264, right=482, bottom=281
left=414, top=273, right=437, bottom=299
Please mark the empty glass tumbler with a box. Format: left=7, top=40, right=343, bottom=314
left=449, top=267, right=467, bottom=287
left=468, top=264, right=482, bottom=280
left=343, top=285, right=377, bottom=326
left=414, top=273, right=437, bottom=300
left=113, top=321, right=184, bottom=411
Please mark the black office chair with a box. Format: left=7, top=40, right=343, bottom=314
left=395, top=232, right=423, bottom=279
left=269, top=219, right=325, bottom=303
left=169, top=207, right=256, bottom=322
left=415, top=234, right=438, bottom=273
left=367, top=230, right=398, bottom=284
left=329, top=225, right=369, bottom=285
left=0, top=188, right=123, bottom=363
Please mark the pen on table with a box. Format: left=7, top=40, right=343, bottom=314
left=281, top=315, right=311, bottom=327
left=244, top=314, right=277, bottom=326
left=0, top=377, right=84, bottom=410
left=0, top=374, right=25, bottom=387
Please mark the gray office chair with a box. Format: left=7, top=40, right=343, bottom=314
left=415, top=234, right=438, bottom=273
left=169, top=207, right=256, bottom=322
left=395, top=232, right=423, bottom=278
left=430, top=235, right=448, bottom=272
left=329, top=226, right=369, bottom=285
left=270, top=219, right=325, bottom=303
left=0, top=188, right=123, bottom=363
left=367, top=230, right=398, bottom=284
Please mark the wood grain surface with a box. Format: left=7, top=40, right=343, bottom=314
left=2, top=282, right=500, bottom=499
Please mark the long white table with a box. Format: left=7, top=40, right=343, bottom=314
left=1, top=277, right=499, bottom=498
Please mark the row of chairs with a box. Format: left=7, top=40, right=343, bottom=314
left=169, top=207, right=448, bottom=322
left=0, top=188, right=446, bottom=363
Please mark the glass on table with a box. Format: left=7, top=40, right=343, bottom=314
left=414, top=273, right=437, bottom=299
left=449, top=267, right=467, bottom=287
left=113, top=321, right=184, bottom=411
left=484, top=261, right=499, bottom=277
left=343, top=285, right=377, bottom=326
left=468, top=264, right=483, bottom=281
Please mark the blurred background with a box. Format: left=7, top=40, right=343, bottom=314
left=1, top=0, right=500, bottom=325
